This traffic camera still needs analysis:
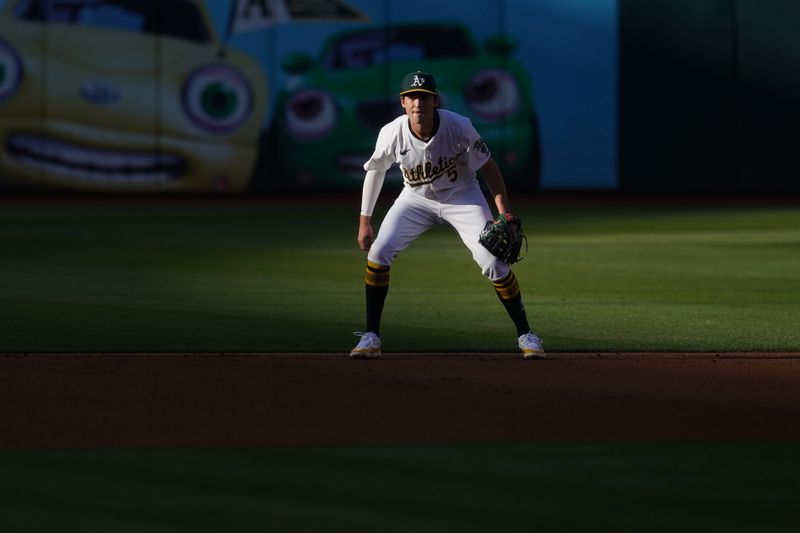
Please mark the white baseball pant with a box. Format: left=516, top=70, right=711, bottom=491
left=367, top=181, right=510, bottom=281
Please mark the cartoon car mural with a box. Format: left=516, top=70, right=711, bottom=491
left=267, top=22, right=540, bottom=190
left=0, top=0, right=267, bottom=192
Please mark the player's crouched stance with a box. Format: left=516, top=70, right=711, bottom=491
left=350, top=71, right=545, bottom=360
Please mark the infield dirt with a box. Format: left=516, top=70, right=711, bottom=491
left=2, top=352, right=800, bottom=448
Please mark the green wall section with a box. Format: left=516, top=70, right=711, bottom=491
left=737, top=1, right=800, bottom=191
left=620, top=0, right=800, bottom=192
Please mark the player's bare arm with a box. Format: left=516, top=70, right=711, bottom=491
left=358, top=169, right=385, bottom=251
left=357, top=215, right=374, bottom=251
left=479, top=157, right=512, bottom=215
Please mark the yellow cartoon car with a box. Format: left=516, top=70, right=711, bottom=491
left=0, top=0, right=267, bottom=192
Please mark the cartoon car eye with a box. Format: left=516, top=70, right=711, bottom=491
left=464, top=69, right=521, bottom=121
left=0, top=39, right=23, bottom=103
left=285, top=88, right=337, bottom=140
left=183, top=65, right=253, bottom=134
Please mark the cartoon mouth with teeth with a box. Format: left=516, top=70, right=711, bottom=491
left=6, top=134, right=188, bottom=186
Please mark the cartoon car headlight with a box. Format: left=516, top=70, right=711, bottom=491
left=183, top=65, right=253, bottom=134
left=464, top=69, right=521, bottom=121
left=285, top=88, right=337, bottom=141
left=0, top=39, right=23, bottom=102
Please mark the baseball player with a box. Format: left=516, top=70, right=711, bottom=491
left=350, top=71, right=545, bottom=359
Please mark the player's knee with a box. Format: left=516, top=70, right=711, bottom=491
left=367, top=242, right=395, bottom=268
left=481, top=260, right=510, bottom=281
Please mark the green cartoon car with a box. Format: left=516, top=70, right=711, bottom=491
left=267, top=22, right=540, bottom=190
left=0, top=0, right=267, bottom=192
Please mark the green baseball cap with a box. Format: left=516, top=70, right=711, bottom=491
left=399, top=71, right=438, bottom=96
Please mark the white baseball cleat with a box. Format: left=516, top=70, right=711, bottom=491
left=519, top=332, right=546, bottom=359
left=349, top=332, right=381, bottom=359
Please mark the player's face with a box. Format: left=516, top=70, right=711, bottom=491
left=401, top=92, right=438, bottom=123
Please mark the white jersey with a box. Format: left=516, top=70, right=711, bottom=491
left=363, top=109, right=491, bottom=202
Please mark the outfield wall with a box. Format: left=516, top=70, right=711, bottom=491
left=620, top=0, right=800, bottom=193
left=0, top=0, right=797, bottom=193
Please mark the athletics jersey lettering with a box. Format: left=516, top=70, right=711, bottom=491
left=363, top=110, right=490, bottom=199
left=401, top=151, right=464, bottom=186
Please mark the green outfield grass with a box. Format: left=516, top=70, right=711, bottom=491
left=1, top=443, right=799, bottom=533
left=0, top=197, right=798, bottom=353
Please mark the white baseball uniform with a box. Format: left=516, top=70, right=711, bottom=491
left=361, top=109, right=510, bottom=281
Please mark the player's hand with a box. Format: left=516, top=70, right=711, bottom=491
left=357, top=217, right=374, bottom=251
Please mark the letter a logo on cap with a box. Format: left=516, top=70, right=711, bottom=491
left=400, top=71, right=438, bottom=95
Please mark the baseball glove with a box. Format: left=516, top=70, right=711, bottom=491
left=479, top=212, right=527, bottom=264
